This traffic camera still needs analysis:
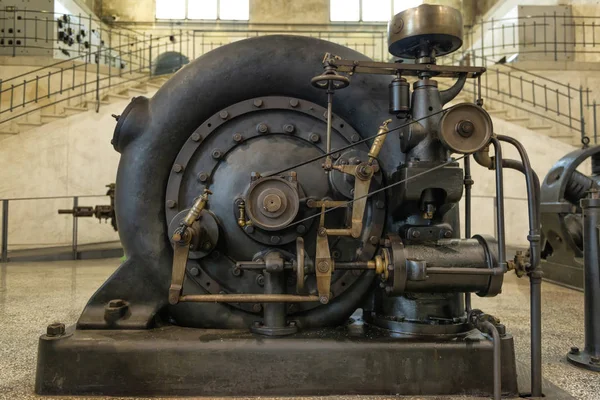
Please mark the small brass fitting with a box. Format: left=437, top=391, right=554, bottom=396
left=237, top=200, right=247, bottom=227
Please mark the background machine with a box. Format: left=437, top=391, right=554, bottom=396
left=35, top=5, right=544, bottom=398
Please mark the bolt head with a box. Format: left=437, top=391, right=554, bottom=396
left=317, top=261, right=330, bottom=273
left=256, top=274, right=265, bottom=286
left=108, top=299, right=126, bottom=308
left=270, top=235, right=281, bottom=244
left=219, top=110, right=229, bottom=119
left=172, top=164, right=183, bottom=173
left=244, top=225, right=255, bottom=234
left=444, top=230, right=453, bottom=238
left=369, top=236, right=379, bottom=245
left=319, top=295, right=329, bottom=304
left=191, top=132, right=202, bottom=142
left=289, top=98, right=299, bottom=107
left=590, top=356, right=600, bottom=364
left=189, top=267, right=200, bottom=276
left=351, top=134, right=360, bottom=142
left=257, top=123, right=268, bottom=133
left=296, top=224, right=307, bottom=234
left=375, top=200, right=385, bottom=209
left=309, top=133, right=320, bottom=143
left=166, top=200, right=177, bottom=208
left=252, top=303, right=262, bottom=312
left=570, top=346, right=580, bottom=354
left=411, top=230, right=421, bottom=238
left=253, top=99, right=263, bottom=108
left=211, top=149, right=222, bottom=159
left=283, top=124, right=295, bottom=133
left=197, top=172, right=208, bottom=182
left=232, top=267, right=242, bottom=277
left=46, top=322, right=66, bottom=336
left=233, top=133, right=243, bottom=142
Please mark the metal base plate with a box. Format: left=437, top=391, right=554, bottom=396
left=567, top=350, right=600, bottom=372
left=36, top=325, right=519, bottom=397
left=541, top=260, right=583, bottom=290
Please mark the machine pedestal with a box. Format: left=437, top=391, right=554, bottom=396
left=36, top=324, right=519, bottom=397
left=542, top=260, right=583, bottom=290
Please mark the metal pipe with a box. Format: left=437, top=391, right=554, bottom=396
left=180, top=294, right=320, bottom=303
left=496, top=134, right=543, bottom=398
left=490, top=138, right=507, bottom=273
left=427, top=267, right=502, bottom=276
left=465, top=155, right=473, bottom=311
left=481, top=320, right=502, bottom=400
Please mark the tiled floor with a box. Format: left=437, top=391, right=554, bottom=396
left=0, top=258, right=598, bottom=399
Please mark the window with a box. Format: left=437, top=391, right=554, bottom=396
left=156, top=0, right=249, bottom=20
left=330, top=0, right=423, bottom=22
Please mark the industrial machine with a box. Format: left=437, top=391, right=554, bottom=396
left=35, top=5, right=545, bottom=398
left=540, top=146, right=600, bottom=372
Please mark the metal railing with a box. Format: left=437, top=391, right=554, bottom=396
left=0, top=194, right=118, bottom=262
left=0, top=31, right=190, bottom=127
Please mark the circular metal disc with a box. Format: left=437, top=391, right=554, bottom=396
left=439, top=103, right=493, bottom=154
left=388, top=4, right=463, bottom=59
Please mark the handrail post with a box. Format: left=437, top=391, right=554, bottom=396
left=72, top=196, right=78, bottom=260
left=2, top=200, right=9, bottom=263
left=593, top=101, right=597, bottom=145
left=149, top=34, right=153, bottom=77
left=96, top=40, right=101, bottom=112
left=580, top=85, right=586, bottom=146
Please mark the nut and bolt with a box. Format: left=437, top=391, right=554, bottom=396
left=270, top=235, right=281, bottom=244
left=244, top=225, right=255, bottom=234
left=375, top=200, right=385, bottom=209
left=250, top=172, right=261, bottom=181
left=296, top=224, right=306, bottom=234
left=191, top=132, right=202, bottom=142
left=231, top=267, right=242, bottom=277
left=256, top=274, right=265, bottom=286
left=570, top=346, right=580, bottom=354
left=233, top=133, right=243, bottom=142
left=166, top=200, right=177, bottom=208
left=289, top=98, right=299, bottom=108
left=108, top=299, right=126, bottom=308
left=253, top=99, right=263, bottom=108
left=211, top=149, right=222, bottom=159
left=46, top=322, right=66, bottom=337
left=456, top=120, right=475, bottom=137
left=172, top=164, right=183, bottom=173
left=219, top=110, right=229, bottom=119
left=257, top=123, right=269, bottom=133
left=351, top=134, right=360, bottom=142
left=309, top=133, right=320, bottom=143
left=444, top=230, right=453, bottom=238
left=197, top=172, right=209, bottom=182
left=319, top=295, right=329, bottom=304
left=283, top=124, right=295, bottom=133
left=369, top=236, right=379, bottom=245
left=590, top=356, right=600, bottom=364
left=318, top=227, right=327, bottom=236
left=411, top=230, right=421, bottom=239
left=189, top=267, right=200, bottom=276
left=331, top=250, right=341, bottom=259
left=589, top=188, right=600, bottom=199
left=252, top=303, right=262, bottom=312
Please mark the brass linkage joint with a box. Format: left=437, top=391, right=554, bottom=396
left=181, top=188, right=212, bottom=229
left=237, top=200, right=247, bottom=227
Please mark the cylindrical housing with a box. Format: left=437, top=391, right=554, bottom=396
left=388, top=235, right=502, bottom=296
left=389, top=77, right=410, bottom=115
left=581, top=195, right=600, bottom=357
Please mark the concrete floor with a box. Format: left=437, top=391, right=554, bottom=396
left=0, top=258, right=598, bottom=400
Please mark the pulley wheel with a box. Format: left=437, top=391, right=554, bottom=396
left=388, top=4, right=463, bottom=59
left=439, top=103, right=493, bottom=154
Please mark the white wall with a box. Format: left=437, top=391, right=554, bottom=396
left=0, top=89, right=155, bottom=250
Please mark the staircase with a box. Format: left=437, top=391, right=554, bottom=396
left=0, top=74, right=169, bottom=137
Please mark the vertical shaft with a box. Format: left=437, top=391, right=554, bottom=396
left=263, top=270, right=286, bottom=329
left=326, top=90, right=333, bottom=155
left=465, top=155, right=472, bottom=311
left=582, top=191, right=600, bottom=357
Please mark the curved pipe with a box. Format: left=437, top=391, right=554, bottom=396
left=490, top=138, right=507, bottom=273
left=481, top=320, right=502, bottom=400
left=440, top=73, right=468, bottom=105
left=496, top=134, right=543, bottom=397
left=473, top=145, right=495, bottom=170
